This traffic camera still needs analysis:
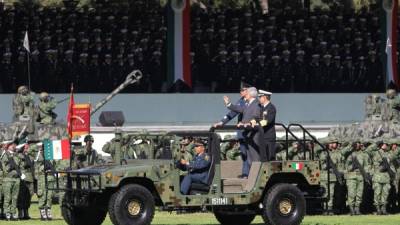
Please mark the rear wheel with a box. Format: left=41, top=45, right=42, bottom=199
left=262, top=183, right=306, bottom=225
left=108, top=184, right=155, bottom=225
left=214, top=210, right=255, bottom=225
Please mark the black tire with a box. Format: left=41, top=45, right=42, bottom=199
left=108, top=184, right=155, bottom=225
left=214, top=210, right=255, bottom=225
left=262, top=183, right=306, bottom=225
left=61, top=195, right=107, bottom=225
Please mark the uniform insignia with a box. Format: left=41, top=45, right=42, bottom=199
left=260, top=120, right=268, bottom=126
left=204, top=155, right=210, bottom=161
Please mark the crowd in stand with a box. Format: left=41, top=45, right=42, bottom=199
left=0, top=0, right=388, bottom=93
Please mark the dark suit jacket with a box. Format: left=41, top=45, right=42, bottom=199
left=260, top=102, right=276, bottom=140
left=227, top=98, right=261, bottom=123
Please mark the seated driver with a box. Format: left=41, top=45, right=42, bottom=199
left=178, top=139, right=211, bottom=195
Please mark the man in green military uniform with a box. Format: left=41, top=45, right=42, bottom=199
left=103, top=130, right=123, bottom=163
left=175, top=136, right=194, bottom=162
left=220, top=135, right=241, bottom=161
left=317, top=138, right=345, bottom=215
left=133, top=131, right=154, bottom=159
left=371, top=140, right=395, bottom=215
left=17, top=142, right=36, bottom=220
left=35, top=143, right=56, bottom=220
left=344, top=140, right=371, bottom=215
left=12, top=86, right=35, bottom=121
left=75, top=135, right=102, bottom=168
left=121, top=134, right=137, bottom=159
left=1, top=142, right=21, bottom=220
left=36, top=92, right=57, bottom=124
left=382, top=88, right=400, bottom=122
left=0, top=141, right=10, bottom=219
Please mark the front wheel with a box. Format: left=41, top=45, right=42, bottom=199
left=262, top=183, right=306, bottom=225
left=108, top=184, right=155, bottom=225
left=61, top=195, right=107, bottom=225
left=214, top=210, right=255, bottom=225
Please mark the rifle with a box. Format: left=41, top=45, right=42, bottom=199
left=327, top=154, right=345, bottom=185
left=351, top=154, right=372, bottom=185
left=378, top=151, right=396, bottom=182
left=7, top=153, right=22, bottom=177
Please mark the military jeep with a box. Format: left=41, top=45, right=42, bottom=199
left=50, top=124, right=324, bottom=225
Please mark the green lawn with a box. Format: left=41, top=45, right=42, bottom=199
left=9, top=203, right=400, bottom=225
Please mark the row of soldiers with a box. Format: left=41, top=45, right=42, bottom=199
left=0, top=138, right=62, bottom=221
left=276, top=136, right=400, bottom=215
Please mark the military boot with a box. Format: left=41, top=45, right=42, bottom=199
left=23, top=209, right=30, bottom=220
left=381, top=205, right=388, bottom=215
left=376, top=206, right=382, bottom=215
left=40, top=209, right=47, bottom=221
left=5, top=213, right=11, bottom=221
left=46, top=208, right=53, bottom=220
left=18, top=209, right=24, bottom=220
left=355, top=206, right=361, bottom=215
left=349, top=206, right=355, bottom=216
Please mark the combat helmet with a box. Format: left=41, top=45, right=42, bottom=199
left=84, top=134, right=94, bottom=143
left=17, top=85, right=29, bottom=95
left=39, top=92, right=49, bottom=100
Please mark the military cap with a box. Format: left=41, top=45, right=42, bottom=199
left=65, top=50, right=74, bottom=55
left=270, top=40, right=278, bottom=44
left=43, top=36, right=51, bottom=41
left=296, top=50, right=305, bottom=55
left=79, top=53, right=88, bottom=58
left=333, top=55, right=341, bottom=60
left=272, top=55, right=280, bottom=60
left=231, top=40, right=239, bottom=45
left=244, top=27, right=252, bottom=32
left=218, top=29, right=227, bottom=33
left=355, top=37, right=363, bottom=42
left=243, top=50, right=252, bottom=55
left=282, top=50, right=290, bottom=55
left=280, top=28, right=287, bottom=33
left=258, top=89, right=272, bottom=97
left=32, top=50, right=40, bottom=56
left=286, top=20, right=293, bottom=25
left=257, top=55, right=266, bottom=59
left=105, top=54, right=112, bottom=58
left=312, top=54, right=320, bottom=58
left=359, top=56, right=365, bottom=60
left=206, top=28, right=214, bottom=32
left=82, top=134, right=94, bottom=143
left=323, top=54, right=332, bottom=59
left=349, top=18, right=356, bottom=23
left=127, top=54, right=134, bottom=58
left=305, top=38, right=313, bottom=42
left=153, top=51, right=161, bottom=56
left=219, top=50, right=227, bottom=55
left=232, top=51, right=240, bottom=56
left=257, top=41, right=265, bottom=46
left=281, top=41, right=289, bottom=46
left=193, top=139, right=206, bottom=146
left=369, top=50, right=376, bottom=55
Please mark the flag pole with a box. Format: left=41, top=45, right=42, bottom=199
left=27, top=51, right=31, bottom=90
left=68, top=83, right=74, bottom=169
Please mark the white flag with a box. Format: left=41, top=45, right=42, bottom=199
left=23, top=31, right=30, bottom=53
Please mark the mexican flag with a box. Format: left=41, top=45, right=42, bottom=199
left=381, top=0, right=399, bottom=87
left=167, top=0, right=192, bottom=87
left=291, top=162, right=304, bottom=171
left=43, top=139, right=71, bottom=160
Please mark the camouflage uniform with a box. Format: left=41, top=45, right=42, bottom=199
left=371, top=143, right=395, bottom=215
left=37, top=92, right=57, bottom=124
left=12, top=86, right=35, bottom=121
left=318, top=139, right=345, bottom=214
left=102, top=132, right=123, bottom=163
left=35, top=148, right=55, bottom=220
left=344, top=144, right=371, bottom=215
left=121, top=134, right=137, bottom=159
left=1, top=149, right=21, bottom=220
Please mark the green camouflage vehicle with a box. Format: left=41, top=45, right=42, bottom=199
left=51, top=124, right=324, bottom=225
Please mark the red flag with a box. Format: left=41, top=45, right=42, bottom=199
left=70, top=104, right=91, bottom=137
left=67, top=84, right=75, bottom=139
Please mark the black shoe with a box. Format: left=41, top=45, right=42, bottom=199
left=376, top=206, right=382, bottom=215
left=18, top=210, right=24, bottom=220
left=237, top=174, right=248, bottom=179
left=349, top=207, right=355, bottom=216
left=23, top=209, right=30, bottom=220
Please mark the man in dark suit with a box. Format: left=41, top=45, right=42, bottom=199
left=223, top=87, right=261, bottom=178
left=256, top=90, right=277, bottom=161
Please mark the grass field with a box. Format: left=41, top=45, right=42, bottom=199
left=6, top=203, right=400, bottom=225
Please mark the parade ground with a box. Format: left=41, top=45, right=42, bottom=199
left=8, top=203, right=400, bottom=225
